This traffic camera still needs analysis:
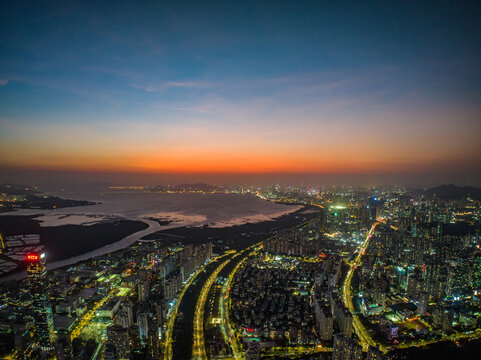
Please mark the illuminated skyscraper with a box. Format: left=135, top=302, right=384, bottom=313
left=26, top=248, right=54, bottom=352
left=138, top=312, right=149, bottom=343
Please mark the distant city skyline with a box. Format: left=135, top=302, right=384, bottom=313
left=1, top=1, right=480, bottom=185
left=1, top=168, right=480, bottom=190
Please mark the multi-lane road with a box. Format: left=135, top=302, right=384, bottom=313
left=192, top=255, right=233, bottom=359
left=192, top=245, right=259, bottom=359
left=168, top=244, right=260, bottom=359
left=341, top=221, right=380, bottom=351
left=164, top=251, right=233, bottom=360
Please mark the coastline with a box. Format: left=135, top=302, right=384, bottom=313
left=0, top=193, right=312, bottom=281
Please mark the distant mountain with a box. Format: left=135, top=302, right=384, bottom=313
left=424, top=184, right=481, bottom=201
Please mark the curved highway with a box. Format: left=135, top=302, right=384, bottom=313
left=192, top=256, right=233, bottom=359
left=341, top=221, right=380, bottom=351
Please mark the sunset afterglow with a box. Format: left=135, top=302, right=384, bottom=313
left=0, top=1, right=480, bottom=184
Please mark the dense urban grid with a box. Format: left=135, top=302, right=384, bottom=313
left=0, top=184, right=480, bottom=359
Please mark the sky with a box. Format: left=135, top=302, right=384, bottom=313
left=0, top=1, right=480, bottom=186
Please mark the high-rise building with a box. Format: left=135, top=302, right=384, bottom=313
left=26, top=249, right=54, bottom=352
left=123, top=302, right=134, bottom=327
left=442, top=310, right=454, bottom=332
left=107, top=325, right=130, bottom=360
left=138, top=312, right=149, bottom=343
left=115, top=310, right=130, bottom=328
left=330, top=294, right=353, bottom=338
left=418, top=292, right=428, bottom=316
left=146, top=319, right=161, bottom=360
left=138, top=280, right=150, bottom=302
left=313, top=299, right=333, bottom=340
left=407, top=268, right=423, bottom=299
left=424, top=258, right=446, bottom=301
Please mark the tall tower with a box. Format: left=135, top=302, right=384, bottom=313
left=138, top=280, right=150, bottom=303
left=138, top=312, right=149, bottom=343
left=26, top=248, right=54, bottom=352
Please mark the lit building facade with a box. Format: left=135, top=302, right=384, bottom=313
left=26, top=249, right=54, bottom=352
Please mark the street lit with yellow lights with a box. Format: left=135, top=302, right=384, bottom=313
left=70, top=290, right=114, bottom=341
left=163, top=251, right=232, bottom=360
left=341, top=221, right=381, bottom=351
left=3, top=184, right=481, bottom=360
left=192, top=256, right=232, bottom=359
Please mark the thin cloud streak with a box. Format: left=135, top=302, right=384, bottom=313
left=130, top=80, right=211, bottom=93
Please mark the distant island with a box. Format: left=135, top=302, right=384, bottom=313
left=0, top=183, right=97, bottom=212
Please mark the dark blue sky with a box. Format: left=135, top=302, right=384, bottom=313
left=0, top=1, right=480, bottom=185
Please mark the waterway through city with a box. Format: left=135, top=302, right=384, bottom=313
left=172, top=258, right=223, bottom=359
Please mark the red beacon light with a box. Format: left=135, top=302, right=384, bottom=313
left=26, top=253, right=39, bottom=262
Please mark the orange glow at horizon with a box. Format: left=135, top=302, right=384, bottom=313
left=1, top=109, right=480, bottom=176
left=2, top=145, right=477, bottom=175
left=1, top=2, right=481, bottom=184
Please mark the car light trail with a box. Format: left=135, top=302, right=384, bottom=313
left=192, top=256, right=233, bottom=359
left=341, top=221, right=381, bottom=352
left=163, top=252, right=232, bottom=360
